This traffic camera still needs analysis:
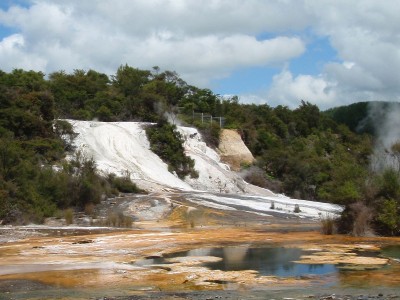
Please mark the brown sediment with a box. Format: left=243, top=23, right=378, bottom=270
left=1, top=225, right=400, bottom=294
left=296, top=243, right=388, bottom=265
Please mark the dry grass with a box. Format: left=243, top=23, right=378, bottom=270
left=320, top=214, right=336, bottom=235
left=64, top=208, right=74, bottom=225
left=84, top=203, right=96, bottom=217
left=351, top=202, right=373, bottom=236
left=102, top=210, right=133, bottom=228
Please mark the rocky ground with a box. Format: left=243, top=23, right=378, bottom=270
left=102, top=291, right=400, bottom=300
left=0, top=193, right=399, bottom=300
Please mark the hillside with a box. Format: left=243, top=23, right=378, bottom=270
left=69, top=120, right=249, bottom=194
left=68, top=120, right=342, bottom=219
left=69, top=119, right=272, bottom=196
left=1, top=67, right=400, bottom=235
left=324, top=101, right=400, bottom=135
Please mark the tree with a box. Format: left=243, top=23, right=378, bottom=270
left=112, top=64, right=151, bottom=97
left=389, top=141, right=400, bottom=174
left=146, top=120, right=198, bottom=179
left=378, top=168, right=400, bottom=200
left=377, top=199, right=400, bottom=236
left=0, top=138, right=21, bottom=181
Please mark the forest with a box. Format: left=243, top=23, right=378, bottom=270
left=0, top=66, right=399, bottom=236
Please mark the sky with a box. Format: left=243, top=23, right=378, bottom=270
left=0, top=0, right=399, bottom=110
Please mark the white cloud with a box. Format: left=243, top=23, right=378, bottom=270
left=304, top=0, right=400, bottom=106
left=0, top=0, right=399, bottom=108
left=0, top=34, right=47, bottom=70
left=0, top=0, right=306, bottom=86
left=265, top=69, right=337, bottom=108
left=242, top=0, right=400, bottom=108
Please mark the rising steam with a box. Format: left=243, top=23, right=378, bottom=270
left=367, top=102, right=400, bottom=172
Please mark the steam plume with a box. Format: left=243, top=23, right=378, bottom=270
left=368, top=102, right=400, bottom=172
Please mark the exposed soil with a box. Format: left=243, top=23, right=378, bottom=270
left=218, top=129, right=255, bottom=171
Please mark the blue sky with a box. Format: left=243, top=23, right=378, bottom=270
left=0, top=25, right=14, bottom=38
left=212, top=36, right=338, bottom=97
left=0, top=1, right=16, bottom=37
left=1, top=1, right=399, bottom=109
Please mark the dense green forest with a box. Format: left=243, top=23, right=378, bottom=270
left=1, top=66, right=399, bottom=236
left=0, top=68, right=142, bottom=224
left=324, top=101, right=400, bottom=135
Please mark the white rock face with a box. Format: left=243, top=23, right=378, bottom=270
left=178, top=126, right=249, bottom=193
left=68, top=120, right=253, bottom=193
left=67, top=120, right=342, bottom=218
left=68, top=121, right=191, bottom=192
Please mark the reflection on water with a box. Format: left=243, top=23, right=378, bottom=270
left=161, top=246, right=337, bottom=277
left=381, top=245, right=400, bottom=260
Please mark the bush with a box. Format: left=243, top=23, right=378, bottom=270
left=84, top=203, right=96, bottom=217
left=337, top=202, right=372, bottom=236
left=146, top=120, right=198, bottom=179
left=270, top=201, right=275, bottom=210
left=377, top=198, right=400, bottom=236
left=352, top=202, right=372, bottom=236
left=96, top=105, right=113, bottom=121
left=243, top=166, right=282, bottom=193
left=108, top=173, right=143, bottom=193
left=244, top=168, right=268, bottom=187
left=294, top=204, right=301, bottom=213
left=320, top=214, right=336, bottom=235
left=198, top=123, right=221, bottom=149
left=64, top=208, right=74, bottom=225
left=103, top=210, right=133, bottom=228
left=378, top=169, right=400, bottom=199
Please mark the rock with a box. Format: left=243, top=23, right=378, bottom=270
left=72, top=239, right=94, bottom=244
left=218, top=129, right=254, bottom=171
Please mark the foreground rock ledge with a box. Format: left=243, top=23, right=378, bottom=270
left=0, top=225, right=399, bottom=298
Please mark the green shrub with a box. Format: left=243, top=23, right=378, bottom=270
left=108, top=173, right=142, bottom=193
left=378, top=169, right=400, bottom=199
left=64, top=208, right=74, bottom=225
left=198, top=123, right=221, bottom=149
left=146, top=120, right=198, bottom=179
left=377, top=199, right=400, bottom=236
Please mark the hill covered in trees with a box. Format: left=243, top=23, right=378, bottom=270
left=1, top=66, right=400, bottom=236
left=324, top=101, right=400, bottom=135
